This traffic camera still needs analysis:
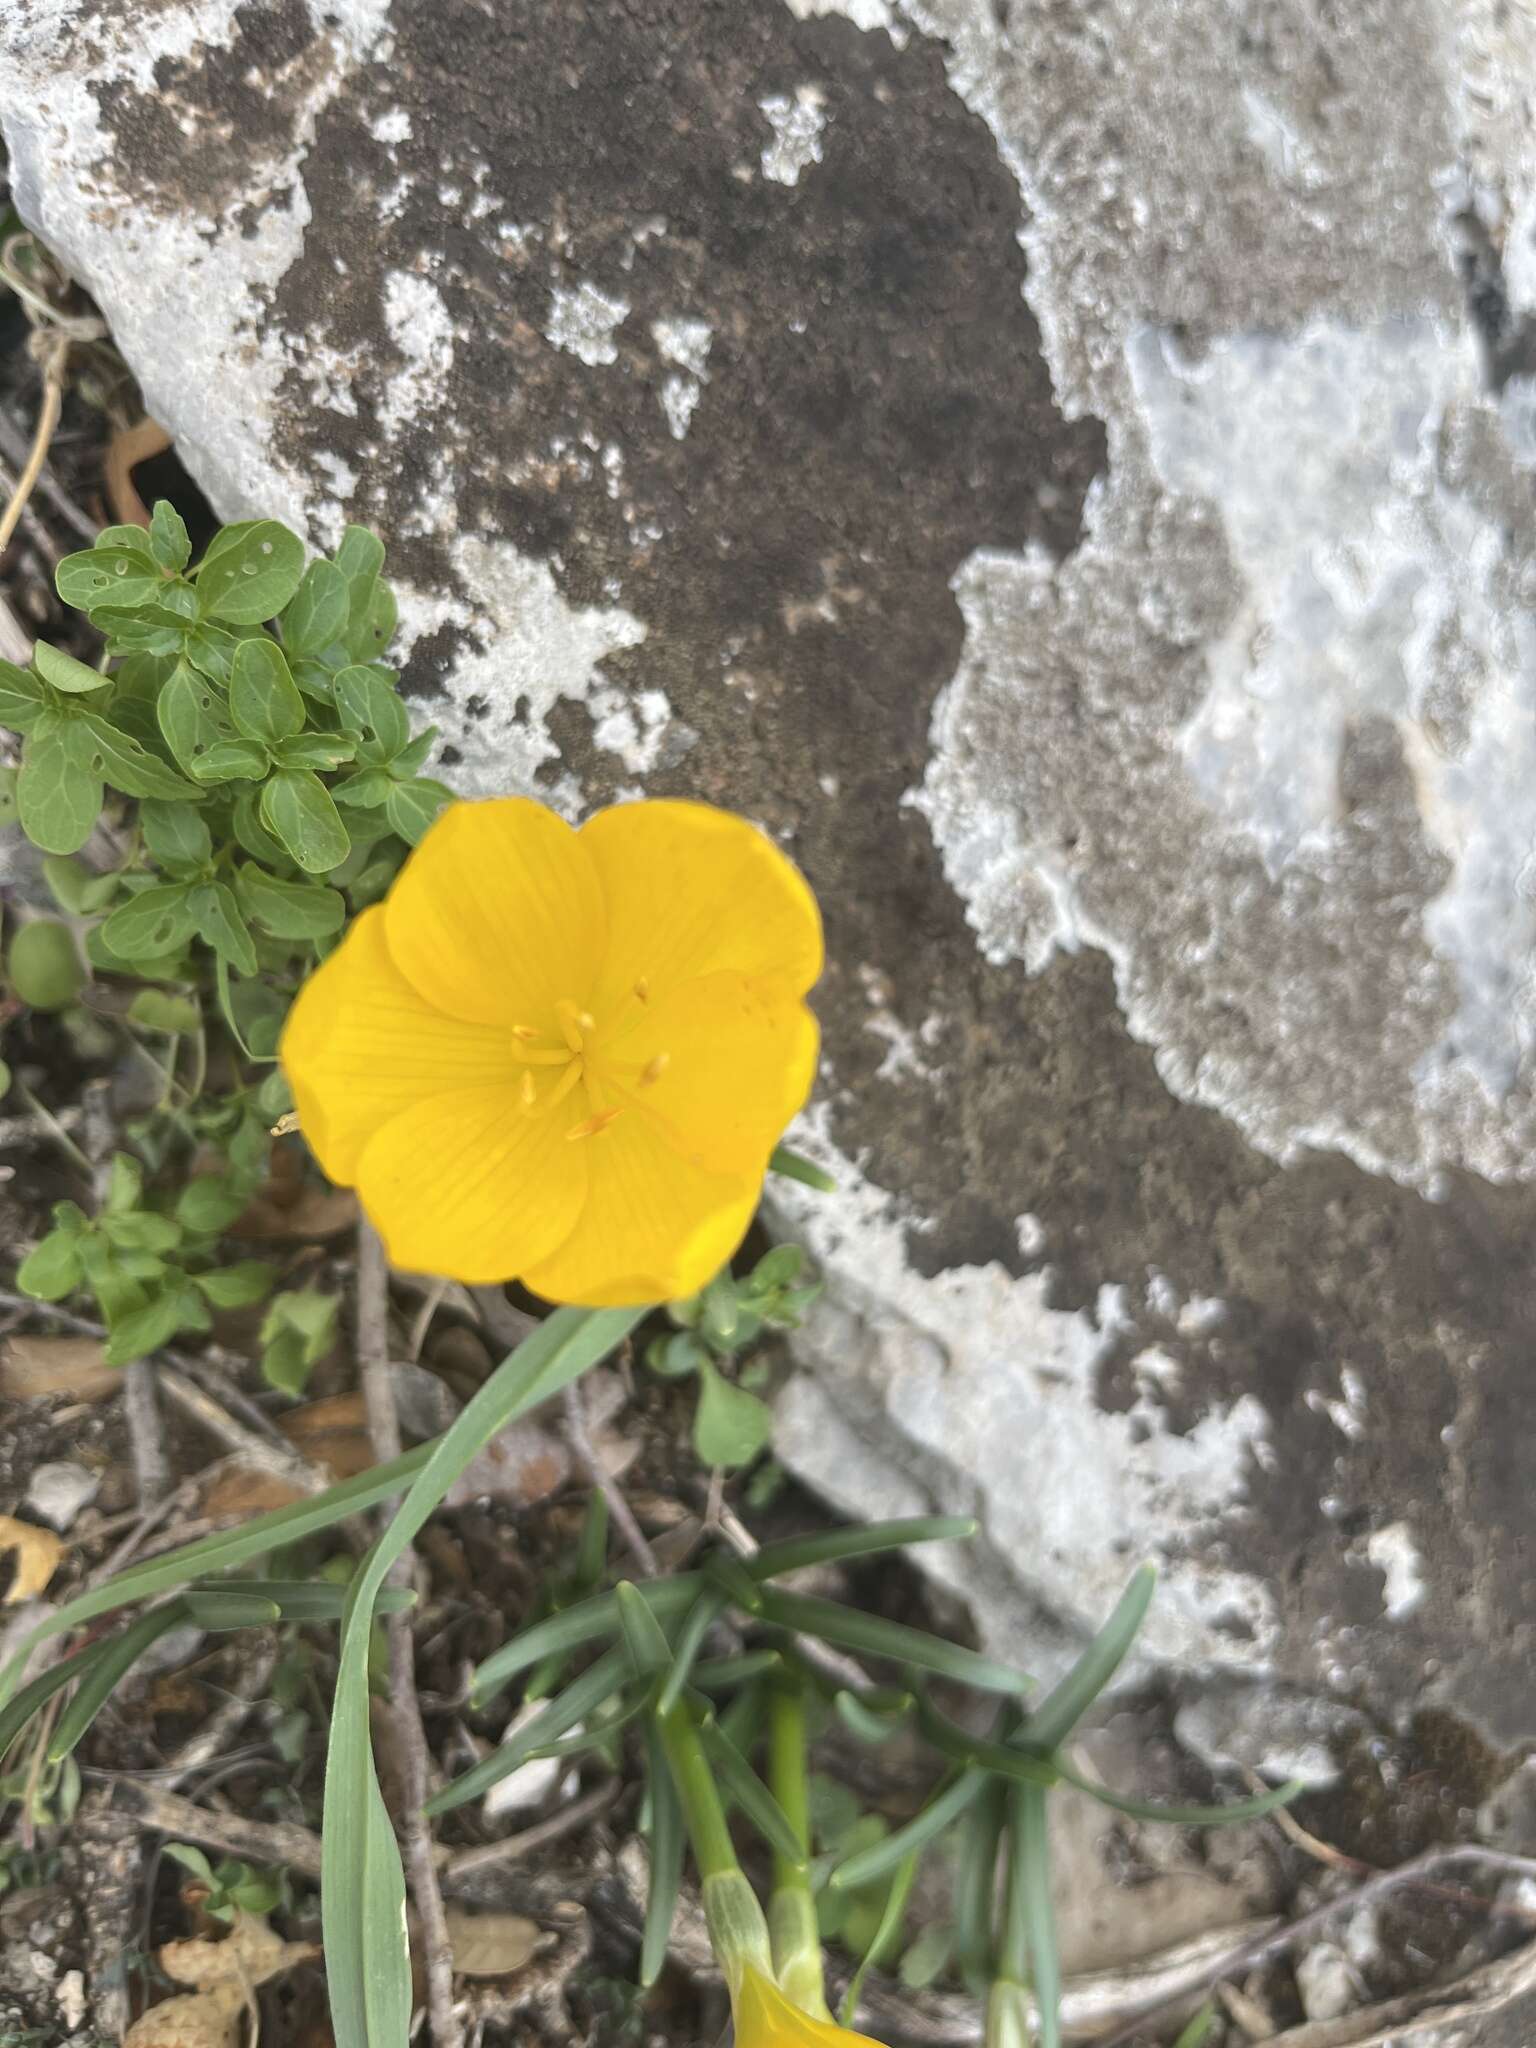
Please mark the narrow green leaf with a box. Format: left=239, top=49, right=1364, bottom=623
left=916, top=1696, right=1058, bottom=1790
left=0, top=1637, right=112, bottom=1766
left=140, top=799, right=212, bottom=870
left=196, top=522, right=306, bottom=624
left=1170, top=2005, right=1221, bottom=2048
left=615, top=1580, right=674, bottom=1679
left=691, top=1650, right=783, bottom=1692
left=640, top=1720, right=684, bottom=1987
left=149, top=502, right=192, bottom=573
left=1023, top=1564, right=1155, bottom=1750
left=262, top=768, right=349, bottom=872
left=700, top=1716, right=806, bottom=1867
left=33, top=642, right=110, bottom=695
left=182, top=1591, right=285, bottom=1630
left=470, top=1577, right=705, bottom=1703
left=47, top=1602, right=188, bottom=1762
left=229, top=636, right=305, bottom=745
left=185, top=1580, right=413, bottom=1624
left=78, top=711, right=198, bottom=801
left=1050, top=1754, right=1304, bottom=1827
left=18, top=714, right=101, bottom=855
left=757, top=1589, right=1030, bottom=1697
left=834, top=1690, right=913, bottom=1745
left=768, top=1144, right=836, bottom=1193
left=749, top=1518, right=978, bottom=1584
left=324, top=1306, right=645, bottom=2048
left=841, top=1848, right=917, bottom=2026
left=955, top=1781, right=1006, bottom=1983
left=656, top=1587, right=729, bottom=1716
left=426, top=1646, right=630, bottom=1817
left=830, top=1770, right=988, bottom=1892
left=189, top=881, right=258, bottom=975
left=101, top=884, right=198, bottom=963
left=576, top=1487, right=610, bottom=1587
left=1013, top=1786, right=1060, bottom=2048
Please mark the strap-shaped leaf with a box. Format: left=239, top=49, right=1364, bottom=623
left=748, top=1516, right=978, bottom=1583
left=1023, top=1564, right=1154, bottom=1750
left=640, top=1719, right=684, bottom=1987
left=756, top=1587, right=1029, bottom=1696
left=1050, top=1753, right=1302, bottom=1827
left=830, top=1769, right=988, bottom=1892
left=48, top=1601, right=190, bottom=1761
left=471, top=1576, right=703, bottom=1702
left=429, top=1644, right=631, bottom=1817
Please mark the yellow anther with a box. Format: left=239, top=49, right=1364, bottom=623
left=511, top=1024, right=540, bottom=1042
left=566, top=1107, right=622, bottom=1141
left=639, top=1052, right=669, bottom=1086
left=634, top=977, right=650, bottom=1004
left=520, top=1070, right=537, bottom=1110
left=556, top=999, right=587, bottom=1052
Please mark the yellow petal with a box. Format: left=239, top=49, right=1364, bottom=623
left=579, top=800, right=822, bottom=1019
left=385, top=798, right=607, bottom=1026
left=520, top=1104, right=759, bottom=1307
left=598, top=970, right=819, bottom=1177
left=355, top=1083, right=588, bottom=1284
left=735, top=1967, right=887, bottom=2048
left=281, top=907, right=521, bottom=1184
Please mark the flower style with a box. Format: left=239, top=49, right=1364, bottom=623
left=733, top=1966, right=886, bottom=2048
left=280, top=796, right=821, bottom=1305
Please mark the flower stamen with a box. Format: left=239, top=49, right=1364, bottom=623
left=519, top=1070, right=538, bottom=1111
left=544, top=1060, right=584, bottom=1114
left=639, top=1052, right=669, bottom=1086
left=566, top=1107, right=622, bottom=1141
left=556, top=998, right=596, bottom=1053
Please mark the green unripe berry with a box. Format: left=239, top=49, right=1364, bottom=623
left=8, top=920, right=87, bottom=1011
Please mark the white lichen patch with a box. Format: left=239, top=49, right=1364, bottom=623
left=377, top=270, right=455, bottom=438
left=1364, top=1521, right=1428, bottom=1621
left=769, top=1109, right=1279, bottom=1686
left=545, top=279, right=630, bottom=366
left=652, top=316, right=714, bottom=378
left=758, top=87, right=828, bottom=186
left=660, top=373, right=700, bottom=439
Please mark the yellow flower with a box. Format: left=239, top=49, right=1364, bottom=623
left=733, top=1965, right=886, bottom=2048
left=280, top=796, right=821, bottom=1304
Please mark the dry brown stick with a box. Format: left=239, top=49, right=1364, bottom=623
left=0, top=329, right=69, bottom=558
left=357, top=1221, right=464, bottom=2048
left=1093, top=1844, right=1536, bottom=2047
left=0, top=407, right=98, bottom=543
left=157, top=1364, right=328, bottom=1498
left=562, top=1378, right=657, bottom=1578
left=439, top=1778, right=622, bottom=1886
left=109, top=1779, right=326, bottom=1881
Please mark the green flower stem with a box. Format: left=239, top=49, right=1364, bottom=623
left=767, top=1674, right=829, bottom=2018
left=656, top=1697, right=773, bottom=1992
left=996, top=1785, right=1031, bottom=1989
left=656, top=1696, right=739, bottom=1881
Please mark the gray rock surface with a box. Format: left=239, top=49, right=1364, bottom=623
left=5, top=0, right=1536, bottom=1768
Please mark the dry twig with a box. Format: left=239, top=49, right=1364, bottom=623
left=562, top=1377, right=657, bottom=1578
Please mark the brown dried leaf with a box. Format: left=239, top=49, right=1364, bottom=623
left=280, top=1392, right=373, bottom=1477
left=235, top=1181, right=358, bottom=1243
left=443, top=1907, right=542, bottom=1979
left=123, top=1982, right=245, bottom=2048
left=0, top=1334, right=120, bottom=1403
left=159, top=1909, right=319, bottom=1990
left=442, top=1420, right=570, bottom=1508
left=0, top=1514, right=64, bottom=1604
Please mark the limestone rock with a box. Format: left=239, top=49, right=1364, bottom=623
left=4, top=0, right=1536, bottom=1759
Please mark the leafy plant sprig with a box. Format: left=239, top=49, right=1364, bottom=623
left=1, top=505, right=449, bottom=1376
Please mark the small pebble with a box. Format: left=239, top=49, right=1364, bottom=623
left=23, top=1461, right=100, bottom=1532
left=1296, top=1941, right=1355, bottom=2022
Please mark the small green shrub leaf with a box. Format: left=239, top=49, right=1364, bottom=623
left=335, top=665, right=409, bottom=761
left=103, top=1290, right=185, bottom=1367
left=127, top=988, right=202, bottom=1034
left=149, top=502, right=192, bottom=574
left=384, top=776, right=451, bottom=845
left=196, top=521, right=306, bottom=624
left=56, top=547, right=161, bottom=611
left=189, top=737, right=270, bottom=785
left=157, top=662, right=233, bottom=776
left=190, top=881, right=258, bottom=975
left=229, top=636, right=305, bottom=745
left=32, top=643, right=110, bottom=695
left=0, top=661, right=49, bottom=733
left=692, top=1358, right=773, bottom=1470
left=78, top=712, right=198, bottom=801
left=234, top=863, right=346, bottom=939
left=261, top=769, right=349, bottom=872
left=139, top=799, right=212, bottom=871
left=101, top=884, right=199, bottom=962
left=281, top=559, right=349, bottom=656
left=16, top=1230, right=85, bottom=1301
left=18, top=715, right=102, bottom=855
left=193, top=1261, right=277, bottom=1309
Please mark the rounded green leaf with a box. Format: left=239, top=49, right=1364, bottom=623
left=33, top=642, right=110, bottom=695
left=193, top=1260, right=277, bottom=1309
left=78, top=712, right=199, bottom=801
left=104, top=1290, right=185, bottom=1367
left=18, top=716, right=103, bottom=855
left=149, top=501, right=192, bottom=574
left=127, top=988, right=202, bottom=1034
left=101, top=884, right=199, bottom=962
left=196, top=522, right=305, bottom=625
left=56, top=546, right=161, bottom=611
left=0, top=661, right=49, bottom=734
left=335, top=665, right=409, bottom=761
left=189, top=737, right=270, bottom=785
left=692, top=1358, right=773, bottom=1470
left=157, top=661, right=233, bottom=776
left=140, top=799, right=212, bottom=871
left=281, top=558, right=349, bottom=657
left=190, top=881, right=258, bottom=975
left=8, top=919, right=86, bottom=1010
left=234, top=863, right=345, bottom=939
left=229, top=636, right=304, bottom=746
left=261, top=769, right=349, bottom=873
left=16, top=1230, right=85, bottom=1302
left=383, top=777, right=451, bottom=846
